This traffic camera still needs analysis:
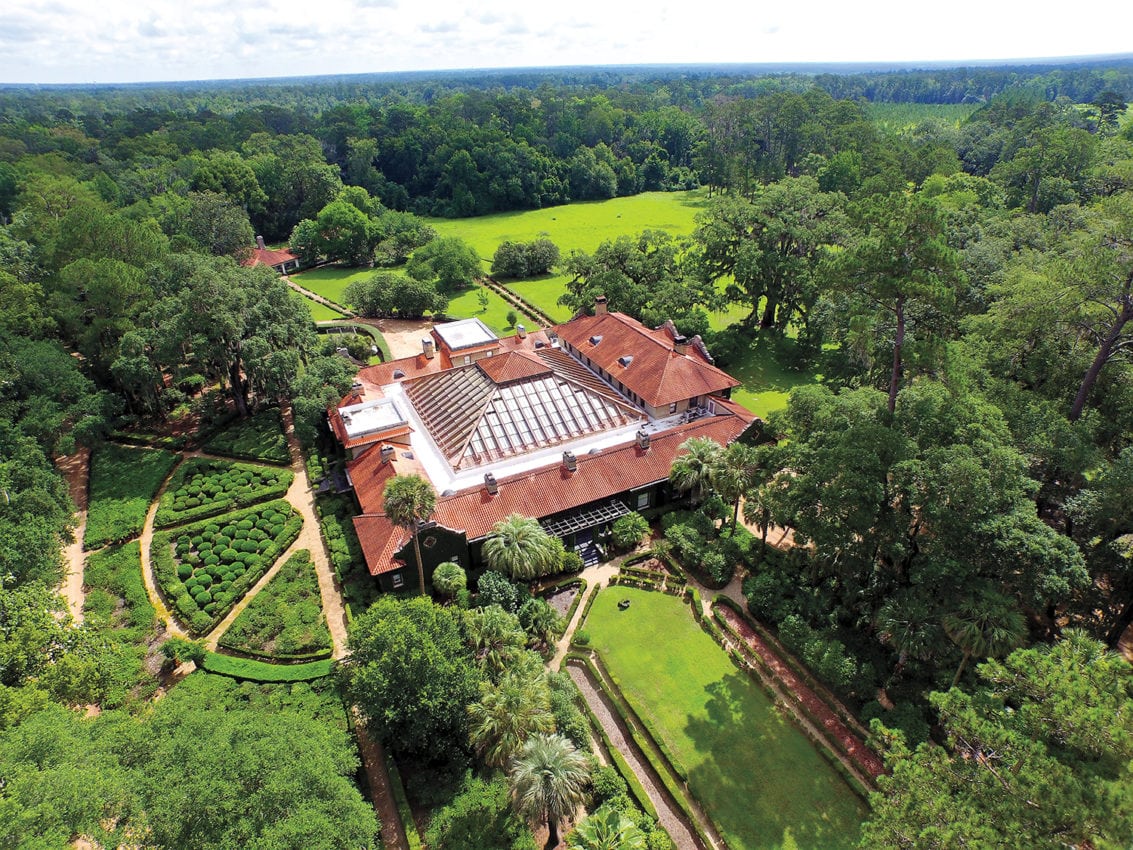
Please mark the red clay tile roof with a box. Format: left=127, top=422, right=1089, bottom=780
left=555, top=311, right=739, bottom=407
left=351, top=404, right=755, bottom=574
left=243, top=246, right=298, bottom=269
left=476, top=350, right=553, bottom=384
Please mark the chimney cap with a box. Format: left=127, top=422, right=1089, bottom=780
left=256, top=235, right=266, bottom=249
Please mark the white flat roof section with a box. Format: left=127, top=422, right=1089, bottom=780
left=433, top=318, right=498, bottom=350
left=338, top=397, right=408, bottom=439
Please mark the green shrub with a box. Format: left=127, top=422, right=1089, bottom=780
left=200, top=652, right=333, bottom=682
left=201, top=408, right=290, bottom=464
left=85, top=444, right=179, bottom=549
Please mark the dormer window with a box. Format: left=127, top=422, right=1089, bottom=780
left=618, top=355, right=633, bottom=368
left=392, top=369, right=406, bottom=379
left=589, top=335, right=603, bottom=346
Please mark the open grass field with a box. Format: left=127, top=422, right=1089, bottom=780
left=727, top=337, right=824, bottom=421
left=426, top=190, right=712, bottom=261
left=585, top=587, right=866, bottom=850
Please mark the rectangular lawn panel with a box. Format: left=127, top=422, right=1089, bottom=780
left=155, top=457, right=293, bottom=528
left=291, top=267, right=376, bottom=306
left=296, top=292, right=346, bottom=322
left=218, top=549, right=331, bottom=659
left=585, top=587, right=865, bottom=850
left=85, top=444, right=179, bottom=549
left=201, top=408, right=290, bottom=464
left=442, top=285, right=521, bottom=335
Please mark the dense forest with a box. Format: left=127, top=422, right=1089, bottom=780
left=2, top=59, right=1133, bottom=849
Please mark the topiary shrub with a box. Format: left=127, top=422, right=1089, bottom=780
left=177, top=563, right=193, bottom=580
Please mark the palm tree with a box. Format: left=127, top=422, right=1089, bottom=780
left=432, top=561, right=466, bottom=600
left=483, top=514, right=561, bottom=580
left=943, top=590, right=1027, bottom=688
left=668, top=436, right=723, bottom=504
left=465, top=604, right=528, bottom=677
left=509, top=732, right=591, bottom=850
left=468, top=669, right=555, bottom=768
left=382, top=474, right=436, bottom=596
left=876, top=592, right=941, bottom=684
left=716, top=441, right=762, bottom=530
left=568, top=807, right=647, bottom=850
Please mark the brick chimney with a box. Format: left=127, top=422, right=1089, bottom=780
left=256, top=235, right=266, bottom=250
left=594, top=295, right=608, bottom=315
left=562, top=451, right=577, bottom=473
left=673, top=334, right=689, bottom=355
left=516, top=323, right=527, bottom=339
left=379, top=444, right=395, bottom=463
left=422, top=338, right=435, bottom=359
left=636, top=430, right=651, bottom=451
left=484, top=472, right=499, bottom=496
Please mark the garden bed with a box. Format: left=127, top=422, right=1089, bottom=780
left=155, top=457, right=293, bottom=528
left=152, top=499, right=303, bottom=635
left=218, top=549, right=332, bottom=659
left=84, top=444, right=180, bottom=549
left=201, top=408, right=290, bottom=464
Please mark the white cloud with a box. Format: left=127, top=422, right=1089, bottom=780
left=0, top=0, right=1129, bottom=84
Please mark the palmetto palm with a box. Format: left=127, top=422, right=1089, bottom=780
left=483, top=514, right=561, bottom=580
left=509, top=732, right=591, bottom=850
left=568, top=807, right=647, bottom=850
left=382, top=473, right=436, bottom=596
left=876, top=592, right=941, bottom=683
left=943, top=589, right=1027, bottom=688
left=465, top=604, right=528, bottom=677
left=668, top=436, right=723, bottom=504
left=468, top=669, right=555, bottom=768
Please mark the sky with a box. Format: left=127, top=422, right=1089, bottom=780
left=2, top=0, right=1130, bottom=85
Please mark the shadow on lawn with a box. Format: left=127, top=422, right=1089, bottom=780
left=683, top=671, right=864, bottom=850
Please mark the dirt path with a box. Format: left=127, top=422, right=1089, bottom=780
left=56, top=447, right=90, bottom=623
left=353, top=712, right=409, bottom=850
left=138, top=458, right=189, bottom=638
left=280, top=402, right=350, bottom=659
left=714, top=604, right=885, bottom=781
left=567, top=661, right=705, bottom=850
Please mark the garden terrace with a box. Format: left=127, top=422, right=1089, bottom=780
left=155, top=457, right=294, bottom=528
left=151, top=499, right=302, bottom=636
left=583, top=586, right=866, bottom=849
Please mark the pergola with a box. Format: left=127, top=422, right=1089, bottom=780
left=540, top=499, right=630, bottom=538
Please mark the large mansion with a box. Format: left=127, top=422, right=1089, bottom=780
left=330, top=297, right=756, bottom=591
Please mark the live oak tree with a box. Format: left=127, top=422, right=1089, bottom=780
left=407, top=236, right=482, bottom=291
left=345, top=595, right=482, bottom=761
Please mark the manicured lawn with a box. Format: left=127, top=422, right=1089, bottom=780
left=426, top=190, right=711, bottom=261
left=218, top=549, right=331, bottom=658
left=443, top=284, right=523, bottom=335
left=202, top=408, right=290, bottom=464
left=85, top=444, right=180, bottom=549
left=506, top=273, right=573, bottom=323
left=727, top=337, right=823, bottom=421
left=585, top=587, right=866, bottom=850
left=296, top=292, right=347, bottom=321
left=291, top=267, right=376, bottom=305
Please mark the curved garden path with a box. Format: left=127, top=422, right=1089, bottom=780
left=56, top=447, right=90, bottom=623
left=138, top=458, right=189, bottom=639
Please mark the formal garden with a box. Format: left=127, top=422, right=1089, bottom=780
left=84, top=444, right=180, bottom=549
left=580, top=586, right=867, bottom=849
left=154, top=457, right=293, bottom=528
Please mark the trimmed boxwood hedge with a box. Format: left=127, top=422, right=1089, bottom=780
left=155, top=457, right=293, bottom=528
left=200, top=652, right=333, bottom=682
left=152, top=499, right=303, bottom=636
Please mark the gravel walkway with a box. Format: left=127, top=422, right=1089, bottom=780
left=567, top=661, right=703, bottom=850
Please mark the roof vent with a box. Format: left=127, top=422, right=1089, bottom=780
left=636, top=430, right=651, bottom=451
left=534, top=341, right=546, bottom=349
left=618, top=355, right=633, bottom=368
left=392, top=369, right=406, bottom=379
left=562, top=451, right=577, bottom=473
left=589, top=335, right=603, bottom=346
left=379, top=445, right=395, bottom=463
left=484, top=472, right=499, bottom=496
left=441, top=489, right=455, bottom=497
left=401, top=451, right=415, bottom=460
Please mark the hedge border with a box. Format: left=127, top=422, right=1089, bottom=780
left=566, top=652, right=716, bottom=850
left=152, top=499, right=303, bottom=636
left=154, top=458, right=294, bottom=528
left=714, top=594, right=871, bottom=741
left=200, top=652, right=334, bottom=681
left=383, top=750, right=424, bottom=850
left=538, top=577, right=587, bottom=628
